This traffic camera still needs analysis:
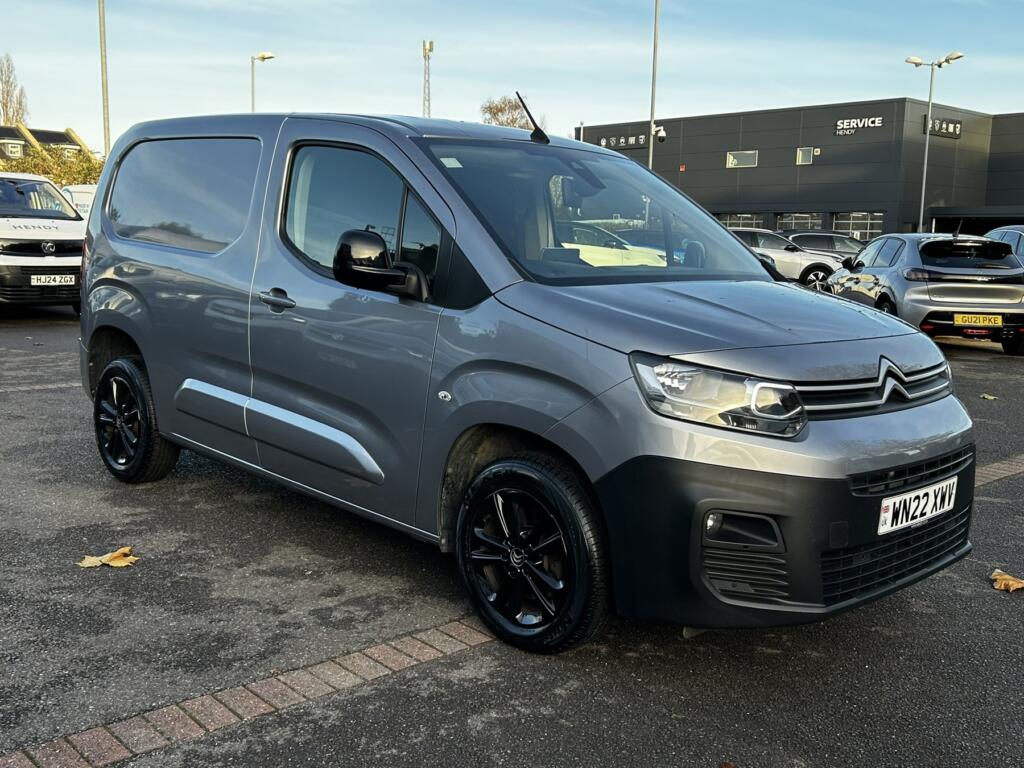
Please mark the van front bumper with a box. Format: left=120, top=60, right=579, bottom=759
left=594, top=451, right=974, bottom=628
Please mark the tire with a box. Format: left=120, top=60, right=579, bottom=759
left=877, top=298, right=897, bottom=316
left=455, top=452, right=609, bottom=653
left=1001, top=336, right=1024, bottom=356
left=93, top=357, right=180, bottom=483
left=800, top=265, right=832, bottom=292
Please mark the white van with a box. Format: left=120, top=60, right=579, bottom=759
left=61, top=184, right=98, bottom=217
left=1, top=172, right=86, bottom=312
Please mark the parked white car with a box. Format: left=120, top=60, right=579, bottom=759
left=1, top=172, right=86, bottom=312
left=730, top=227, right=843, bottom=290
left=61, top=184, right=97, bottom=217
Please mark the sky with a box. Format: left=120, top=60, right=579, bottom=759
left=5, top=0, right=1024, bottom=153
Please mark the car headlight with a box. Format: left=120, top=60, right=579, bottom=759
left=630, top=354, right=807, bottom=438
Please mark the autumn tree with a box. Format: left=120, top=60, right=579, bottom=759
left=480, top=94, right=546, bottom=130
left=0, top=53, right=29, bottom=126
left=0, top=145, right=104, bottom=186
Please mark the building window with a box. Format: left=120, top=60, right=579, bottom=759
left=833, top=212, right=884, bottom=241
left=715, top=213, right=765, bottom=229
left=726, top=150, right=758, bottom=169
left=776, top=213, right=823, bottom=231
left=796, top=147, right=814, bottom=165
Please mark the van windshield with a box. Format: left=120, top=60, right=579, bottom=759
left=0, top=177, right=80, bottom=220
left=419, top=139, right=768, bottom=285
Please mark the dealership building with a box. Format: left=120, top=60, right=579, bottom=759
left=577, top=98, right=1024, bottom=239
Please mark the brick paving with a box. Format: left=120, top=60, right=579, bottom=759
left=4, top=618, right=491, bottom=767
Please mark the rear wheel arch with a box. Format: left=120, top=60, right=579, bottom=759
left=86, top=324, right=144, bottom=396
left=875, top=294, right=897, bottom=314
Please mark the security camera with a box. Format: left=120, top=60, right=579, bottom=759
left=655, top=125, right=667, bottom=143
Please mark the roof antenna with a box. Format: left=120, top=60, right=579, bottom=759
left=515, top=91, right=550, bottom=145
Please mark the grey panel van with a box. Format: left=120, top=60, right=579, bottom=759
left=81, top=114, right=975, bottom=652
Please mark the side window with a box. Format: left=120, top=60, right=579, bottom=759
left=756, top=232, right=792, bottom=250
left=109, top=138, right=260, bottom=253
left=873, top=238, right=903, bottom=267
left=285, top=146, right=403, bottom=269
left=856, top=240, right=884, bottom=267
left=398, top=194, right=441, bottom=286
left=732, top=230, right=755, bottom=246
left=794, top=234, right=833, bottom=250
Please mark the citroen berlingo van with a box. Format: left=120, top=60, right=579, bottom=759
left=80, top=114, right=975, bottom=652
left=1, top=172, right=86, bottom=311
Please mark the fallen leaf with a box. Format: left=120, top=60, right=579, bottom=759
left=991, top=569, right=1024, bottom=593
left=77, top=546, right=139, bottom=568
left=980, top=393, right=998, bottom=400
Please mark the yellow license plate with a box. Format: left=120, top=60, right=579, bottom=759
left=954, top=314, right=1002, bottom=327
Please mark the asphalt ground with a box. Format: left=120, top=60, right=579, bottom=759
left=1, top=304, right=1022, bottom=767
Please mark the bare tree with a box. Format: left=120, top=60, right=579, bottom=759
left=0, top=53, right=29, bottom=126
left=480, top=94, right=545, bottom=130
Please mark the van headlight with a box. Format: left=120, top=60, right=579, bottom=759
left=630, top=354, right=807, bottom=438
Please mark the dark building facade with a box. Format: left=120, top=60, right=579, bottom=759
left=578, top=98, right=1024, bottom=238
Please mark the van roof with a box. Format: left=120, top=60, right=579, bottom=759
left=128, top=113, right=613, bottom=154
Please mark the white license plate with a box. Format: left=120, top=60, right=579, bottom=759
left=30, top=274, right=76, bottom=286
left=878, top=476, right=958, bottom=536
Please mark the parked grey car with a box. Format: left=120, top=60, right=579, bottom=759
left=826, top=233, right=1024, bottom=355
left=730, top=227, right=842, bottom=289
left=984, top=225, right=1024, bottom=259
left=80, top=115, right=975, bottom=652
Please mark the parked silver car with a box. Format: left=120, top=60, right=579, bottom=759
left=81, top=115, right=975, bottom=652
left=730, top=227, right=842, bottom=289
left=826, top=233, right=1024, bottom=354
left=984, top=225, right=1024, bottom=259
left=778, top=229, right=866, bottom=259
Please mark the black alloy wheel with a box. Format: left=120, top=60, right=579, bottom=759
left=466, top=487, right=571, bottom=628
left=877, top=298, right=897, bottom=315
left=456, top=453, right=608, bottom=653
left=93, top=358, right=180, bottom=483
left=96, top=373, right=142, bottom=467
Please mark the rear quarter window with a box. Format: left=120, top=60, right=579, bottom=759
left=108, top=138, right=260, bottom=254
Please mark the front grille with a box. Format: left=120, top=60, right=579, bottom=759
left=795, top=360, right=950, bottom=418
left=0, top=239, right=82, bottom=255
left=849, top=445, right=974, bottom=496
left=0, top=285, right=80, bottom=302
left=820, top=506, right=970, bottom=605
left=703, top=548, right=790, bottom=603
left=10, top=266, right=80, bottom=276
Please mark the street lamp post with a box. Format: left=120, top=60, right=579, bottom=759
left=647, top=0, right=660, bottom=169
left=250, top=52, right=275, bottom=112
left=97, top=0, right=110, bottom=156
left=906, top=51, right=964, bottom=232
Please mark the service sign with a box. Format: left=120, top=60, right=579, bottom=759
left=835, top=116, right=884, bottom=136
left=924, top=116, right=963, bottom=139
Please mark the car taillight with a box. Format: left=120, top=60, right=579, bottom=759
left=903, top=268, right=931, bottom=281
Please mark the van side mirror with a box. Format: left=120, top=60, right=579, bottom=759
left=841, top=256, right=856, bottom=270
left=333, top=229, right=427, bottom=301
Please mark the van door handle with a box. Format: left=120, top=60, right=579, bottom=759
left=258, top=289, right=296, bottom=311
